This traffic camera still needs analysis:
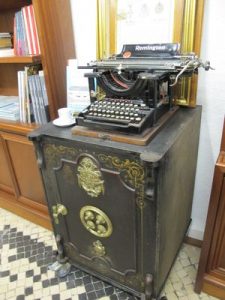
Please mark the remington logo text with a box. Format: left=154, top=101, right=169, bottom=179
left=135, top=45, right=166, bottom=51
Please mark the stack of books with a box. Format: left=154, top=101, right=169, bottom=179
left=0, top=96, right=20, bottom=121
left=0, top=32, right=14, bottom=57
left=14, top=4, right=40, bottom=56
left=17, top=64, right=49, bottom=124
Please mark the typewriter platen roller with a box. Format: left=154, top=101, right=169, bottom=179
left=77, top=43, right=211, bottom=134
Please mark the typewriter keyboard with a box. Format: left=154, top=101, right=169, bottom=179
left=81, top=99, right=152, bottom=126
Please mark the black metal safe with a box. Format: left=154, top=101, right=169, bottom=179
left=30, top=107, right=201, bottom=299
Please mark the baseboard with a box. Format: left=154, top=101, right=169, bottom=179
left=0, top=191, right=52, bottom=230
left=184, top=236, right=202, bottom=248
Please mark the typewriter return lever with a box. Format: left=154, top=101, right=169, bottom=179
left=170, top=58, right=213, bottom=86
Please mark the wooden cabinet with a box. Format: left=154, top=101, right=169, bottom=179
left=195, top=119, right=225, bottom=299
left=0, top=0, right=75, bottom=228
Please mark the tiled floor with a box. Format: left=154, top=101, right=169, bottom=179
left=0, top=208, right=219, bottom=300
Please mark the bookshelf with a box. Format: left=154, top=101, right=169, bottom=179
left=0, top=0, right=75, bottom=228
left=0, top=55, right=41, bottom=63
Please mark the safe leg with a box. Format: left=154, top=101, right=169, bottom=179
left=48, top=234, right=71, bottom=278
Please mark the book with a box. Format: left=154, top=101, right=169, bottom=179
left=22, top=5, right=40, bottom=55
left=15, top=11, right=22, bottom=55
left=28, top=75, right=41, bottom=124
left=0, top=38, right=12, bottom=48
left=26, top=64, right=42, bottom=124
left=17, top=71, right=27, bottom=122
left=33, top=74, right=47, bottom=124
left=0, top=33, right=12, bottom=38
left=39, top=70, right=50, bottom=122
left=0, top=48, right=14, bottom=57
left=0, top=96, right=20, bottom=121
left=14, top=4, right=40, bottom=56
left=14, top=9, right=28, bottom=55
left=17, top=63, right=49, bottom=125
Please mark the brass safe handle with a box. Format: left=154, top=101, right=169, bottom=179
left=80, top=206, right=113, bottom=238
left=52, top=204, right=68, bottom=224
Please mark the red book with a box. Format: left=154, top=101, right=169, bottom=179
left=13, top=16, right=17, bottom=55
left=22, top=5, right=40, bottom=55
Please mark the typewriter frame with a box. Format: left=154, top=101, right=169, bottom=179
left=76, top=68, right=174, bottom=134
left=96, top=0, right=205, bottom=107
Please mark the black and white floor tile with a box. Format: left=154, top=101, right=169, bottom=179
left=0, top=208, right=219, bottom=300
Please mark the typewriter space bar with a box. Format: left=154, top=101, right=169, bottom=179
left=86, top=116, right=130, bottom=125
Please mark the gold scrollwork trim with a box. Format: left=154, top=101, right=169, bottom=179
left=80, top=205, right=113, bottom=238
left=98, top=154, right=145, bottom=207
left=44, top=144, right=78, bottom=167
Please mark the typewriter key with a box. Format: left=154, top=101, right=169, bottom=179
left=115, top=111, right=119, bottom=115
left=135, top=117, right=141, bottom=122
left=106, top=114, right=110, bottom=118
left=130, top=117, right=134, bottom=121
left=134, top=113, right=138, bottom=117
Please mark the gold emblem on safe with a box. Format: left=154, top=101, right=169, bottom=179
left=80, top=206, right=113, bottom=238
left=77, top=157, right=104, bottom=198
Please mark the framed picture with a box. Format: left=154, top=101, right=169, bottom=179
left=96, top=0, right=205, bottom=107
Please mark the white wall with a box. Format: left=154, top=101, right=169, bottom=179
left=70, top=0, right=225, bottom=240
left=70, top=0, right=96, bottom=65
left=189, top=0, right=225, bottom=239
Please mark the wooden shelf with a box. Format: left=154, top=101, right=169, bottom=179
left=0, top=119, right=38, bottom=136
left=0, top=0, right=75, bottom=229
left=0, top=0, right=31, bottom=11
left=0, top=55, right=41, bottom=64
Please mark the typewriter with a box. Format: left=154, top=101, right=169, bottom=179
left=77, top=43, right=210, bottom=134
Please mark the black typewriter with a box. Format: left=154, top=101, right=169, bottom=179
left=77, top=43, right=210, bottom=134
